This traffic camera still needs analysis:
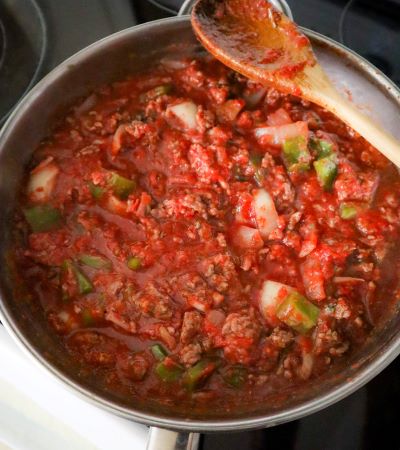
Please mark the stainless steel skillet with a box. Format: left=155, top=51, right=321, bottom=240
left=0, top=4, right=400, bottom=450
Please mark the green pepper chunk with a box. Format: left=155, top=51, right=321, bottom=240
left=276, top=291, right=320, bottom=334
left=249, top=153, right=267, bottom=186
left=339, top=203, right=358, bottom=220
left=60, top=260, right=74, bottom=301
left=282, top=136, right=311, bottom=172
left=127, top=256, right=141, bottom=270
left=74, top=267, right=93, bottom=295
left=88, top=182, right=105, bottom=200
left=79, top=254, right=112, bottom=270
left=108, top=172, right=136, bottom=199
left=223, top=366, right=247, bottom=388
left=310, top=138, right=333, bottom=158
left=62, top=260, right=93, bottom=295
left=313, top=155, right=338, bottom=190
left=23, top=205, right=62, bottom=233
left=249, top=153, right=263, bottom=166
left=254, top=168, right=267, bottom=187
left=81, top=309, right=95, bottom=326
left=140, top=84, right=172, bottom=102
left=183, top=360, right=216, bottom=391
left=155, top=358, right=184, bottom=382
left=151, top=344, right=169, bottom=361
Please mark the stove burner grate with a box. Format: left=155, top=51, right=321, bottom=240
left=0, top=0, right=47, bottom=125
left=339, top=0, right=400, bottom=85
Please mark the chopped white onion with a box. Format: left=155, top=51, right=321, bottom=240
left=254, top=121, right=308, bottom=146
left=27, top=159, right=59, bottom=203
left=159, top=326, right=176, bottom=349
left=333, top=276, right=365, bottom=283
left=206, top=310, right=226, bottom=328
left=267, top=108, right=292, bottom=126
left=253, top=188, right=279, bottom=239
left=298, top=352, right=314, bottom=380
left=57, top=311, right=70, bottom=323
left=105, top=194, right=127, bottom=215
left=243, top=87, right=267, bottom=108
left=160, top=58, right=190, bottom=70
left=167, top=101, right=198, bottom=130
left=259, top=280, right=294, bottom=320
left=232, top=225, right=264, bottom=249
left=74, top=94, right=97, bottom=116
left=111, top=124, right=126, bottom=155
left=187, top=297, right=208, bottom=313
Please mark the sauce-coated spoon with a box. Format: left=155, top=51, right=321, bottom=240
left=191, top=0, right=400, bottom=167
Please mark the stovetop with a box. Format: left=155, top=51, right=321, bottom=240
left=2, top=1, right=400, bottom=449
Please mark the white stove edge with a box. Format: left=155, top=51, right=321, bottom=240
left=0, top=326, right=147, bottom=450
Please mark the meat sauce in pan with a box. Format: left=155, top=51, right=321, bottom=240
left=12, top=55, right=400, bottom=411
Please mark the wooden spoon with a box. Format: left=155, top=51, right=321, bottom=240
left=191, top=0, right=400, bottom=167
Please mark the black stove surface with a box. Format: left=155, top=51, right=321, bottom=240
left=289, top=0, right=400, bottom=86
left=2, top=1, right=400, bottom=449
left=0, top=0, right=47, bottom=124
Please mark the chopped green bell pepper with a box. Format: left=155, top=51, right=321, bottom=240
left=140, top=84, right=172, bottom=102
left=62, top=260, right=93, bottom=295
left=23, top=205, right=62, bottom=233
left=108, top=172, right=136, bottom=199
left=276, top=291, right=319, bottom=334
left=79, top=254, right=112, bottom=270
left=223, top=366, right=247, bottom=388
left=88, top=182, right=105, bottom=200
left=151, top=344, right=169, bottom=361
left=155, top=358, right=184, bottom=382
left=81, top=309, right=95, bottom=326
left=339, top=203, right=358, bottom=220
left=254, top=168, right=267, bottom=187
left=127, top=256, right=141, bottom=270
left=249, top=153, right=266, bottom=186
left=74, top=267, right=93, bottom=295
left=310, top=138, right=333, bottom=158
left=183, top=360, right=216, bottom=391
left=250, top=153, right=263, bottom=166
left=313, top=155, right=338, bottom=190
left=282, top=136, right=311, bottom=172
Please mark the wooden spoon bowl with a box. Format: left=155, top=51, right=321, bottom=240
left=192, top=0, right=400, bottom=167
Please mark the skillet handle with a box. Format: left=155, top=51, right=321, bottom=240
left=146, top=427, right=200, bottom=450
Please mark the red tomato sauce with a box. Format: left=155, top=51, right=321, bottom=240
left=12, top=55, right=400, bottom=412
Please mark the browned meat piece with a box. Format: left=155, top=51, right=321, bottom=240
left=334, top=161, right=379, bottom=202
left=179, top=343, right=203, bottom=367
left=222, top=312, right=261, bottom=341
left=199, top=253, right=237, bottom=294
left=268, top=328, right=294, bottom=349
left=300, top=254, right=326, bottom=301
left=103, top=279, right=139, bottom=333
left=67, top=331, right=121, bottom=367
left=134, top=284, right=175, bottom=320
left=262, top=163, right=295, bottom=212
left=221, top=311, right=262, bottom=365
left=176, top=271, right=226, bottom=312
left=105, top=301, right=138, bottom=333
left=27, top=230, right=71, bottom=266
left=180, top=311, right=203, bottom=345
left=314, top=321, right=349, bottom=357
left=117, top=353, right=150, bottom=381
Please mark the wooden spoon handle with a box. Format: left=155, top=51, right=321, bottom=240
left=303, top=64, right=400, bottom=167
left=325, top=89, right=400, bottom=167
